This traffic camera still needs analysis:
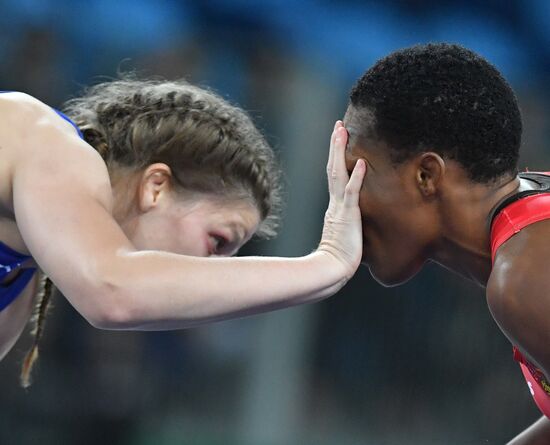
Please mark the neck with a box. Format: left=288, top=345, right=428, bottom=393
left=430, top=174, right=529, bottom=288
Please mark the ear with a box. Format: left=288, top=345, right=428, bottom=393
left=415, top=152, right=445, bottom=197
left=138, top=163, right=174, bottom=212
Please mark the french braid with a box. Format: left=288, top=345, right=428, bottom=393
left=19, top=77, right=282, bottom=386
left=20, top=273, right=53, bottom=388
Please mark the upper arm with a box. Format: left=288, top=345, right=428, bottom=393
left=1, top=93, right=135, bottom=325
left=488, top=219, right=550, bottom=376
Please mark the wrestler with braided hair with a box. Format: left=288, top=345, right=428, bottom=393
left=0, top=79, right=365, bottom=387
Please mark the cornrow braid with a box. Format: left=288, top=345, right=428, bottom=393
left=63, top=78, right=282, bottom=237
left=20, top=273, right=53, bottom=388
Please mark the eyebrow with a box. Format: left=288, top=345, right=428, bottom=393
left=226, top=221, right=248, bottom=243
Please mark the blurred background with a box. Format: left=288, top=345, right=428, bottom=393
left=0, top=0, right=549, bottom=444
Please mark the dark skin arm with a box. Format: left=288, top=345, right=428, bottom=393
left=487, top=219, right=550, bottom=444
left=506, top=417, right=550, bottom=445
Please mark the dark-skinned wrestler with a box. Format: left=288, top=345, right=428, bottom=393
left=343, top=43, right=550, bottom=444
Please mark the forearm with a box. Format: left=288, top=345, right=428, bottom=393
left=14, top=116, right=363, bottom=331
left=507, top=417, right=550, bottom=445
left=85, top=250, right=348, bottom=330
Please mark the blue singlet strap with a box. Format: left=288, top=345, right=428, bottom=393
left=0, top=241, right=35, bottom=312
left=54, top=109, right=84, bottom=139
left=0, top=268, right=36, bottom=311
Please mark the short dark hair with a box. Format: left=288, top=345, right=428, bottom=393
left=349, top=43, right=522, bottom=183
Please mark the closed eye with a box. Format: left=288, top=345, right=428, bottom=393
left=214, top=235, right=228, bottom=250
left=209, top=234, right=232, bottom=256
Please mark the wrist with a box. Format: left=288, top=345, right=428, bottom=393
left=307, top=250, right=352, bottom=295
left=315, top=241, right=357, bottom=282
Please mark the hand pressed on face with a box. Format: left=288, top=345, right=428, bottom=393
left=317, top=121, right=367, bottom=277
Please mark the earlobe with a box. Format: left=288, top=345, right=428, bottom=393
left=416, top=152, right=445, bottom=197
left=138, top=163, right=173, bottom=212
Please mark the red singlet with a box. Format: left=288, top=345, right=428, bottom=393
left=490, top=172, right=550, bottom=418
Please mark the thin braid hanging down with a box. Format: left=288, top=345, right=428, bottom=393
left=20, top=273, right=53, bottom=388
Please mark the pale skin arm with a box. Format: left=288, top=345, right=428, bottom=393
left=1, top=93, right=366, bottom=330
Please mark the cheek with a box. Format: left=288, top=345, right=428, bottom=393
left=132, top=213, right=210, bottom=257
left=358, top=169, right=398, bottom=217
left=127, top=215, right=173, bottom=251
left=366, top=196, right=426, bottom=251
left=360, top=191, right=426, bottom=266
left=358, top=186, right=401, bottom=232
left=173, top=219, right=210, bottom=256
left=363, top=211, right=427, bottom=285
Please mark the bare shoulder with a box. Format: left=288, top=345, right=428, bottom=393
left=487, top=218, right=550, bottom=372
left=0, top=92, right=54, bottom=135
left=0, top=91, right=88, bottom=166
left=488, top=218, right=550, bottom=298
left=0, top=91, right=111, bottom=214
left=0, top=91, right=81, bottom=149
left=0, top=91, right=43, bottom=110
left=0, top=93, right=52, bottom=214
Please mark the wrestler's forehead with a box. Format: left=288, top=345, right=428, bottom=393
left=343, top=106, right=376, bottom=151
left=342, top=119, right=372, bottom=160
left=342, top=120, right=392, bottom=173
left=343, top=130, right=377, bottom=174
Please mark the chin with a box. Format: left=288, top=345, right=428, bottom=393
left=361, top=260, right=419, bottom=288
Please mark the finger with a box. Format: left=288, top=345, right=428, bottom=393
left=326, top=121, right=341, bottom=192
left=327, top=121, right=343, bottom=164
left=330, top=126, right=349, bottom=198
left=327, top=122, right=339, bottom=171
left=344, top=159, right=366, bottom=208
